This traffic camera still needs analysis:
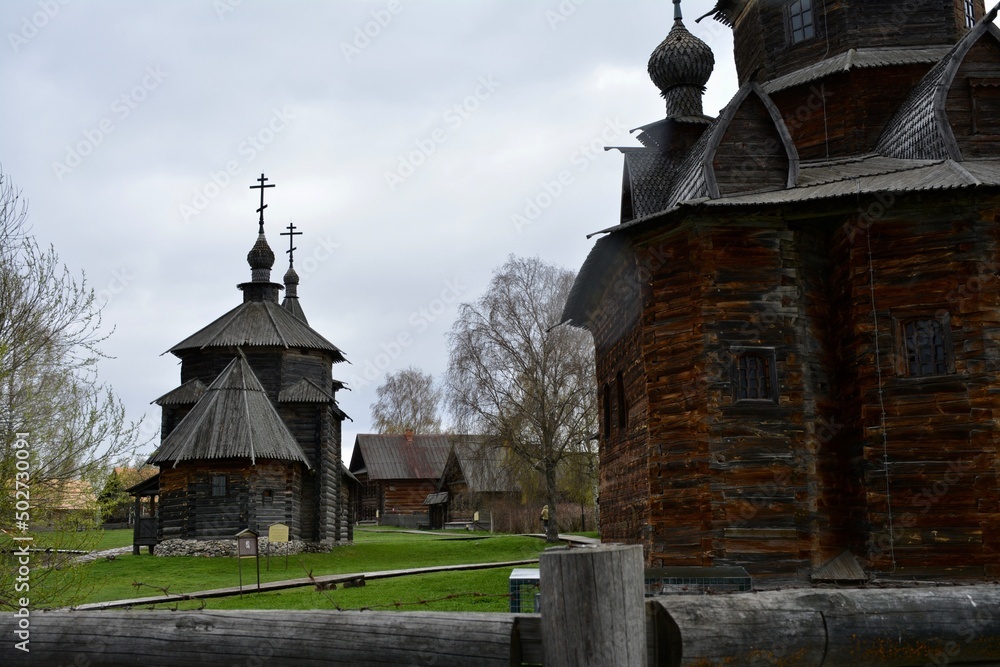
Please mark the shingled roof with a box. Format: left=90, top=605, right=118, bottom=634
left=152, top=378, right=207, bottom=406
left=278, top=377, right=350, bottom=420
left=167, top=299, right=345, bottom=361
left=349, top=434, right=455, bottom=480
left=149, top=355, right=310, bottom=467
left=621, top=149, right=678, bottom=220
left=442, top=439, right=508, bottom=494
left=877, top=18, right=1000, bottom=160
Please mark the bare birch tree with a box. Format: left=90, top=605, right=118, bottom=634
left=0, top=168, right=144, bottom=608
left=446, top=256, right=596, bottom=542
left=370, top=366, right=443, bottom=434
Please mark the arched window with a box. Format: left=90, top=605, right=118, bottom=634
left=602, top=383, right=612, bottom=438
left=616, top=371, right=627, bottom=430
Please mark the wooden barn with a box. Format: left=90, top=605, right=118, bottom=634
left=563, top=0, right=1000, bottom=582
left=432, top=439, right=509, bottom=529
left=349, top=432, right=455, bottom=527
left=140, top=176, right=353, bottom=547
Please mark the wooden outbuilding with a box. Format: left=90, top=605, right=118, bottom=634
left=349, top=432, right=462, bottom=527
left=563, top=0, right=1000, bottom=582
left=434, top=439, right=509, bottom=529
left=137, top=177, right=352, bottom=548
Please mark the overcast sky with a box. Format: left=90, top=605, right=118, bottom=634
left=1, top=0, right=737, bottom=464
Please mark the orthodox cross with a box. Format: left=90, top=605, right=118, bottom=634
left=249, top=173, right=276, bottom=233
left=280, top=222, right=302, bottom=267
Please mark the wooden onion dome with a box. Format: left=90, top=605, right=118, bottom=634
left=647, top=0, right=715, bottom=117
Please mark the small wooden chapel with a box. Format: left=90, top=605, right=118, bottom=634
left=136, top=174, right=352, bottom=549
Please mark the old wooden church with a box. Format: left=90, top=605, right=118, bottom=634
left=563, top=0, right=1000, bottom=582
left=141, top=175, right=352, bottom=547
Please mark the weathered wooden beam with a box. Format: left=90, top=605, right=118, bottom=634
left=540, top=544, right=646, bottom=667
left=651, top=585, right=1000, bottom=667
left=0, top=610, right=523, bottom=667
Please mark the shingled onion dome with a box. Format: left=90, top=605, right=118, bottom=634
left=282, top=262, right=309, bottom=323
left=648, top=0, right=715, bottom=117
left=283, top=264, right=299, bottom=295
left=247, top=231, right=275, bottom=283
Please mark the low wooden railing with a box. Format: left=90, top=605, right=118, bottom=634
left=3, top=545, right=999, bottom=666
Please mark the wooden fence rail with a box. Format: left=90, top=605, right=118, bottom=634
left=2, top=545, right=999, bottom=666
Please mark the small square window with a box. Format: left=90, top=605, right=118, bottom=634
left=788, top=0, right=816, bottom=44
left=733, top=349, right=777, bottom=402
left=211, top=475, right=227, bottom=497
left=898, top=316, right=952, bottom=377
left=262, top=489, right=273, bottom=504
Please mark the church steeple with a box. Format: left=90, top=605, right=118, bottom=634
left=280, top=222, right=308, bottom=323
left=238, top=173, right=283, bottom=303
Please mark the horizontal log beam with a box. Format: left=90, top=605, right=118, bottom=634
left=652, top=585, right=1000, bottom=667
left=0, top=610, right=523, bottom=667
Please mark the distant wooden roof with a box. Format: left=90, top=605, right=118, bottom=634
left=278, top=377, right=350, bottom=420
left=281, top=295, right=308, bottom=324
left=167, top=300, right=345, bottom=361
left=442, top=439, right=508, bottom=494
left=349, top=434, right=458, bottom=480
left=152, top=378, right=207, bottom=406
left=149, top=355, right=310, bottom=467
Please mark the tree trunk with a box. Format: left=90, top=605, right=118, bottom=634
left=544, top=458, right=559, bottom=542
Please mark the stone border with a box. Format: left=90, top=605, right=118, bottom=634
left=154, top=538, right=334, bottom=557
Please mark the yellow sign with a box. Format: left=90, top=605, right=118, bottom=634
left=268, top=523, right=289, bottom=543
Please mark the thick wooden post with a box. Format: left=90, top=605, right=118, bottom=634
left=540, top=544, right=646, bottom=667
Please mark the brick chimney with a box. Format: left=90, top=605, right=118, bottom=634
left=404, top=428, right=414, bottom=443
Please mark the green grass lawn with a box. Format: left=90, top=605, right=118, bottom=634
left=12, top=527, right=135, bottom=552
left=42, top=529, right=545, bottom=612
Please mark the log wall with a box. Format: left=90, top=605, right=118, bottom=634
left=729, top=0, right=983, bottom=86
left=770, top=65, right=933, bottom=160
left=158, top=459, right=310, bottom=541
left=830, top=193, right=1000, bottom=576
left=594, top=190, right=1000, bottom=579
left=590, top=243, right=651, bottom=552
left=948, top=33, right=1000, bottom=158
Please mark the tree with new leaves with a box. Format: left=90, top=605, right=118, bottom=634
left=446, top=255, right=597, bottom=542
left=370, top=366, right=443, bottom=434
left=0, top=168, right=144, bottom=609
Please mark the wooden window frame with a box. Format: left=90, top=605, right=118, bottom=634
left=210, top=474, right=228, bottom=498
left=731, top=347, right=778, bottom=403
left=965, top=0, right=976, bottom=28
left=787, top=0, right=816, bottom=45
left=893, top=313, right=954, bottom=378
